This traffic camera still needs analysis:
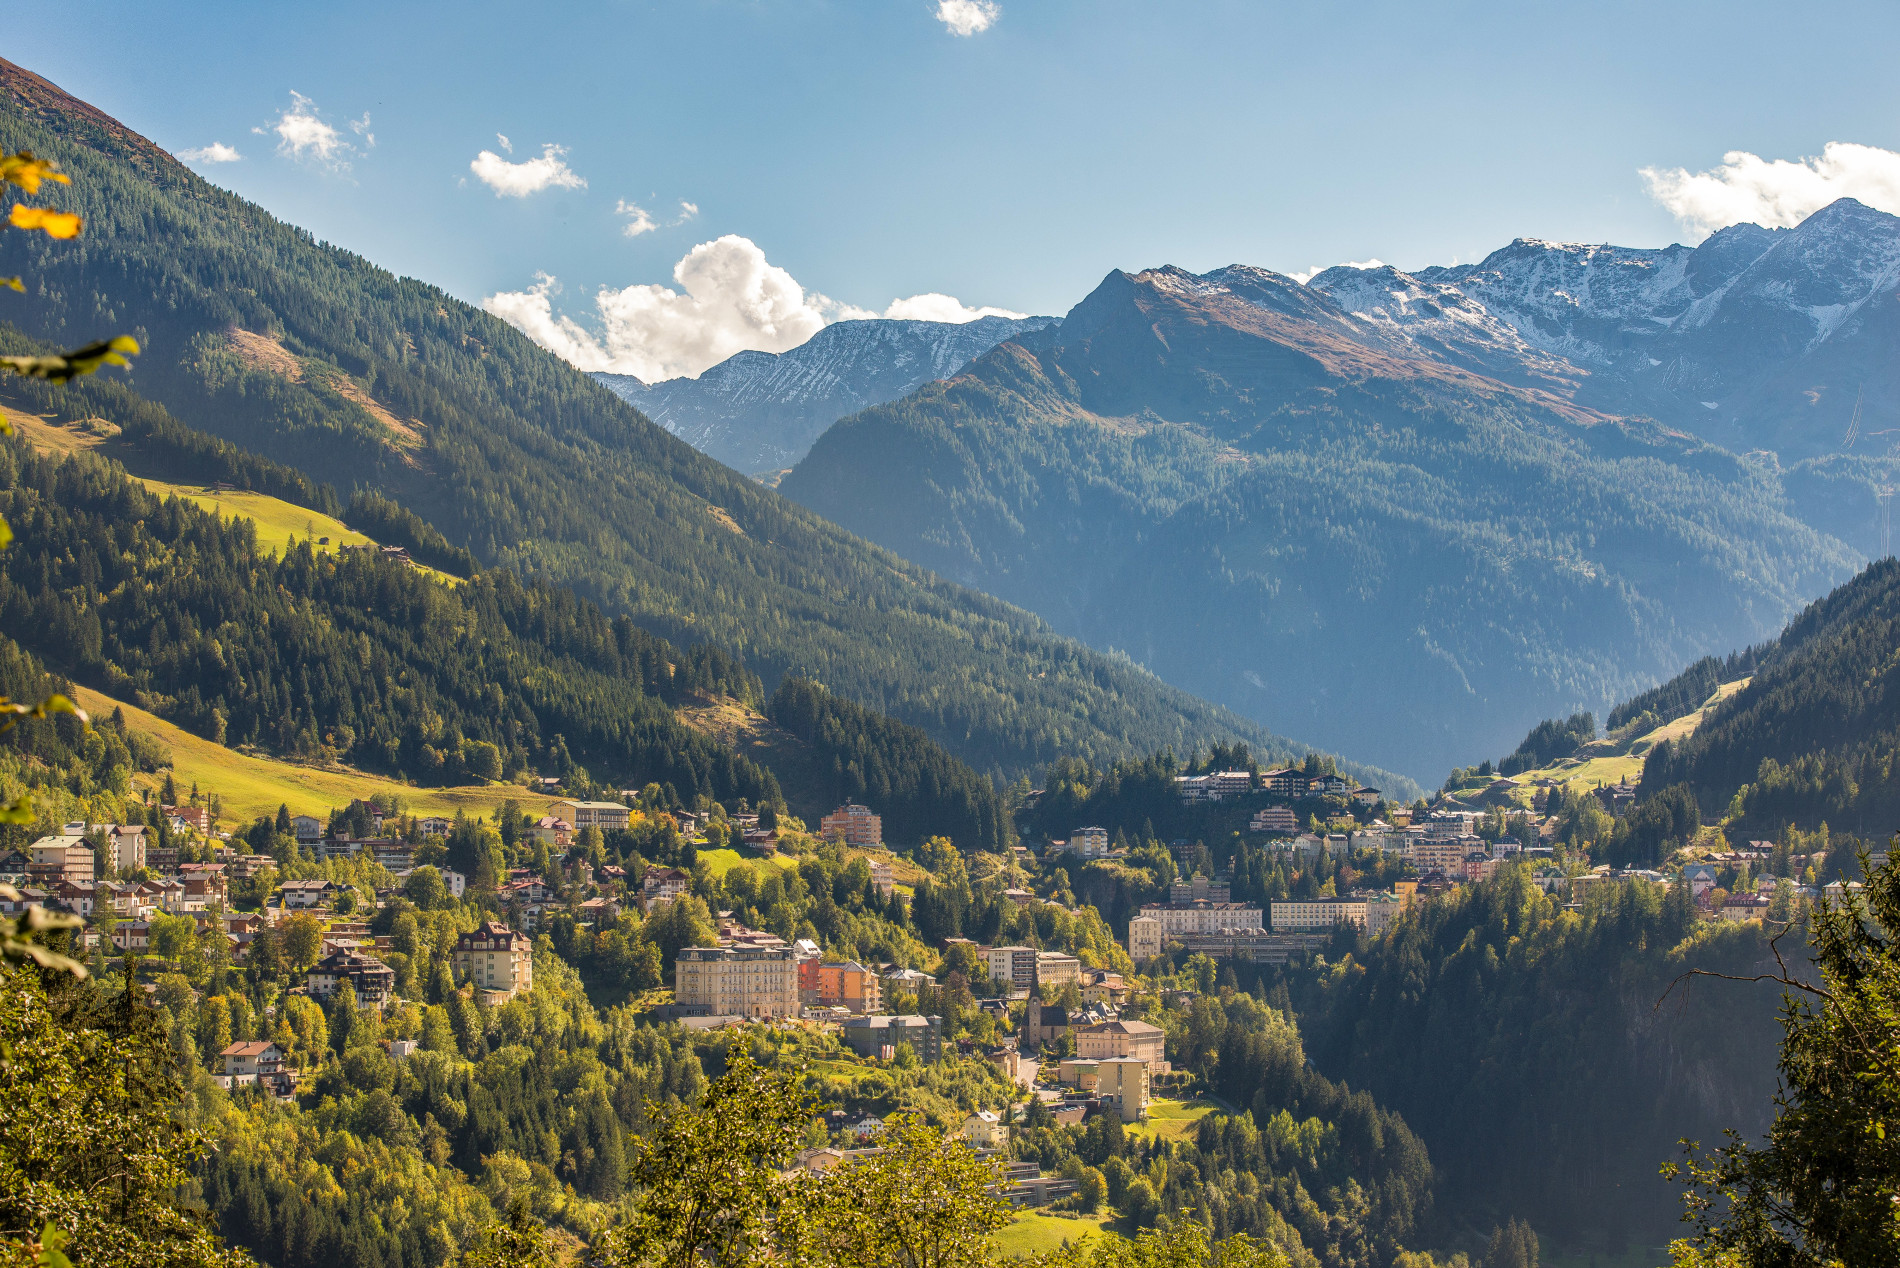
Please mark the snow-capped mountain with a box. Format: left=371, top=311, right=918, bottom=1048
left=594, top=313, right=1056, bottom=474
left=1307, top=197, right=1900, bottom=458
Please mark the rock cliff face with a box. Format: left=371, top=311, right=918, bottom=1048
left=594, top=314, right=1055, bottom=473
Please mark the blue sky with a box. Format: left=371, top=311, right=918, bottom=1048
left=14, top=0, right=1900, bottom=378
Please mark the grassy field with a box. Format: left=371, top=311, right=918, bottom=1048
left=7, top=405, right=457, bottom=580
left=130, top=476, right=373, bottom=558
left=696, top=847, right=798, bottom=879
left=72, top=682, right=562, bottom=826
left=1128, top=1096, right=1223, bottom=1142
left=991, top=1212, right=1122, bottom=1259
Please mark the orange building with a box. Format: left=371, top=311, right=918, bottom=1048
left=809, top=959, right=883, bottom=1013
left=820, top=803, right=883, bottom=848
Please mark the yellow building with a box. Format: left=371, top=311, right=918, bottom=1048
left=452, top=920, right=534, bottom=1004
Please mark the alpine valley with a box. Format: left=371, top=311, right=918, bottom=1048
left=775, top=205, right=1900, bottom=779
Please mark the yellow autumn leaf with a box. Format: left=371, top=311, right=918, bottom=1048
left=10, top=204, right=82, bottom=239
left=0, top=151, right=69, bottom=195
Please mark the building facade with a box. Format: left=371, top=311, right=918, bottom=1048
left=452, top=919, right=535, bottom=1003
left=556, top=800, right=632, bottom=831
left=674, top=945, right=800, bottom=1018
left=820, top=803, right=883, bottom=848
left=985, top=945, right=1038, bottom=993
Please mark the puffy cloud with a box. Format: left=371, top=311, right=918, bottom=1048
left=484, top=236, right=830, bottom=380
left=1642, top=142, right=1900, bottom=240
left=617, top=198, right=698, bottom=237
left=260, top=92, right=354, bottom=168
left=881, top=292, right=1027, bottom=322
left=178, top=143, right=241, bottom=164
left=936, top=0, right=1000, bottom=36
left=484, top=235, right=1020, bottom=381
left=471, top=143, right=586, bottom=197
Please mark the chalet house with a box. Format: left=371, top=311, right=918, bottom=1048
left=530, top=816, right=573, bottom=847
left=642, top=866, right=691, bottom=907
left=291, top=815, right=323, bottom=847
left=276, top=878, right=341, bottom=909
left=220, top=1039, right=286, bottom=1081
left=160, top=804, right=210, bottom=834
left=0, top=850, right=26, bottom=883
left=419, top=816, right=451, bottom=838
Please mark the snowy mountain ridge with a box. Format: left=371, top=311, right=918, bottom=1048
left=595, top=313, right=1055, bottom=474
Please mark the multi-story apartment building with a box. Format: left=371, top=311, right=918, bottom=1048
left=306, top=951, right=397, bottom=1006
left=984, top=945, right=1039, bottom=993
left=841, top=1013, right=943, bottom=1063
left=556, top=800, right=632, bottom=831
left=106, top=825, right=147, bottom=875
left=1134, top=900, right=1265, bottom=940
left=1034, top=951, right=1082, bottom=991
left=674, top=945, right=800, bottom=1018
left=1095, top=1056, right=1151, bottom=1122
left=1127, top=914, right=1165, bottom=961
left=1249, top=806, right=1298, bottom=834
left=820, top=803, right=883, bottom=848
left=453, top=919, right=535, bottom=1003
left=1269, top=897, right=1367, bottom=930
left=809, top=959, right=882, bottom=1013
left=1076, top=1018, right=1168, bottom=1070
left=27, top=834, right=92, bottom=887
left=868, top=860, right=895, bottom=899
left=1170, top=875, right=1231, bottom=903
left=1066, top=826, right=1111, bottom=857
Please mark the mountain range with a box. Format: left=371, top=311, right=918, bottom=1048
left=777, top=252, right=1869, bottom=779
left=593, top=314, right=1056, bottom=475
left=1308, top=198, right=1900, bottom=473
left=0, top=57, right=1412, bottom=798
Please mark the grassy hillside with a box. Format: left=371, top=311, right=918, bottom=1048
left=71, top=681, right=558, bottom=824
left=0, top=55, right=1379, bottom=790
left=1641, top=556, right=1900, bottom=836
left=1465, top=679, right=1749, bottom=809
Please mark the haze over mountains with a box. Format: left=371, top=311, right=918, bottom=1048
left=593, top=313, right=1055, bottom=474
left=0, top=56, right=1396, bottom=798
left=768, top=207, right=1900, bottom=778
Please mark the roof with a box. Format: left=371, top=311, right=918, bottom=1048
left=558, top=800, right=629, bottom=811
left=1078, top=1019, right=1164, bottom=1037
left=219, top=1040, right=278, bottom=1057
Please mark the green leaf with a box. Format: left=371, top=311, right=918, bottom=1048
left=0, top=335, right=140, bottom=382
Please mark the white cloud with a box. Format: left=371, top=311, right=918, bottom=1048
left=616, top=198, right=698, bottom=238
left=1641, top=142, right=1900, bottom=240
left=1290, top=259, right=1384, bottom=285
left=178, top=142, right=241, bottom=164
left=261, top=92, right=354, bottom=168
left=881, top=292, right=1027, bottom=322
left=484, top=235, right=1020, bottom=381
left=471, top=143, right=586, bottom=197
left=936, top=0, right=1000, bottom=36
left=496, top=133, right=513, bottom=153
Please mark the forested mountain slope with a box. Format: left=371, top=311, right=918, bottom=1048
left=1292, top=869, right=1784, bottom=1253
left=0, top=435, right=784, bottom=806
left=781, top=263, right=1854, bottom=778
left=0, top=56, right=1382, bottom=789
left=594, top=314, right=1056, bottom=473
left=1641, top=556, right=1900, bottom=837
